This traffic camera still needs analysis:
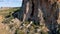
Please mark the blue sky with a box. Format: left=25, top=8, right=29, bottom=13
left=0, top=0, right=22, bottom=7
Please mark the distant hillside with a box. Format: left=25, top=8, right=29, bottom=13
left=0, top=7, right=20, bottom=10
left=0, top=7, right=20, bottom=17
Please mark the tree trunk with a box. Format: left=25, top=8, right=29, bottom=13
left=39, top=0, right=59, bottom=34
left=21, top=0, right=59, bottom=34
left=21, top=0, right=32, bottom=22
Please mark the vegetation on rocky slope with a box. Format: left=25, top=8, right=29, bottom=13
left=0, top=7, right=59, bottom=34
